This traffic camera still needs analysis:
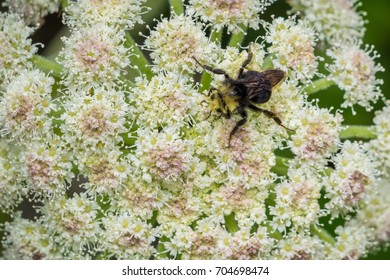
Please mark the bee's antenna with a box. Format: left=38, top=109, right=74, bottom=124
left=192, top=56, right=204, bottom=69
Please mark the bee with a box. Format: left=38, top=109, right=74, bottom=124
left=193, top=50, right=291, bottom=146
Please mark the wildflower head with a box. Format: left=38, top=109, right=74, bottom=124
left=64, top=0, right=148, bottom=29
left=40, top=193, right=100, bottom=257
left=131, top=73, right=199, bottom=128
left=23, top=136, right=73, bottom=199
left=2, top=0, right=60, bottom=25
left=58, top=24, right=130, bottom=89
left=0, top=69, right=55, bottom=139
left=187, top=0, right=276, bottom=34
left=289, top=105, right=342, bottom=165
left=79, top=150, right=130, bottom=195
left=325, top=141, right=378, bottom=216
left=61, top=88, right=129, bottom=148
left=288, top=0, right=366, bottom=45
left=0, top=13, right=37, bottom=80
left=2, top=213, right=59, bottom=259
left=134, top=128, right=193, bottom=182
left=100, top=211, right=156, bottom=259
left=144, top=14, right=218, bottom=74
left=265, top=17, right=319, bottom=82
left=270, top=168, right=321, bottom=232
left=326, top=42, right=384, bottom=112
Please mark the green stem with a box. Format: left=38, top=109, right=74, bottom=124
left=303, top=78, right=335, bottom=95
left=310, top=225, right=336, bottom=246
left=228, top=24, right=248, bottom=47
left=339, top=125, right=376, bottom=140
left=124, top=32, right=153, bottom=80
left=31, top=55, right=63, bottom=79
left=169, top=0, right=184, bottom=15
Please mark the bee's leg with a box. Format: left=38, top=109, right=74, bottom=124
left=208, top=86, right=219, bottom=96
left=192, top=56, right=231, bottom=80
left=228, top=109, right=247, bottom=147
left=238, top=49, right=253, bottom=78
left=249, top=104, right=292, bottom=131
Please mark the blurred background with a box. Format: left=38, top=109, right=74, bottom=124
left=0, top=0, right=389, bottom=259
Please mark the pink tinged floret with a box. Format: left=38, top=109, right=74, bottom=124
left=343, top=170, right=369, bottom=206
left=147, top=140, right=189, bottom=180
left=117, top=233, right=144, bottom=248
left=75, top=37, right=112, bottom=73
left=8, top=96, right=34, bottom=123
left=213, top=0, right=244, bottom=12
left=301, top=125, right=335, bottom=160
left=229, top=237, right=261, bottom=260
left=78, top=106, right=111, bottom=137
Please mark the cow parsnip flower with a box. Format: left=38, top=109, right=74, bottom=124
left=58, top=24, right=130, bottom=89
left=0, top=13, right=38, bottom=82
left=288, top=0, right=366, bottom=45
left=64, top=0, right=148, bottom=29
left=144, top=14, right=218, bottom=74
left=0, top=0, right=389, bottom=260
left=0, top=69, right=55, bottom=139
left=187, top=0, right=276, bottom=34
left=326, top=42, right=384, bottom=112
left=2, top=0, right=60, bottom=25
left=265, top=16, right=319, bottom=82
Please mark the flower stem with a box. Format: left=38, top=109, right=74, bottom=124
left=169, top=0, right=184, bottom=15
left=31, top=55, right=63, bottom=79
left=339, top=125, right=376, bottom=140
left=303, top=78, right=335, bottom=94
left=228, top=24, right=248, bottom=47
left=124, top=32, right=153, bottom=80
left=310, top=225, right=336, bottom=246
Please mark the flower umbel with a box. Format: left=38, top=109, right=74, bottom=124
left=0, top=1, right=388, bottom=260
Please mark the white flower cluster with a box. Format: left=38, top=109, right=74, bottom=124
left=0, top=13, right=38, bottom=80
left=2, top=0, right=60, bottom=25
left=187, top=0, right=276, bottom=34
left=326, top=42, right=384, bottom=112
left=288, top=0, right=366, bottom=45
left=0, top=0, right=389, bottom=260
left=265, top=17, right=319, bottom=82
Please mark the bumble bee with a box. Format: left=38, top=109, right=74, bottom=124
left=193, top=50, right=291, bottom=146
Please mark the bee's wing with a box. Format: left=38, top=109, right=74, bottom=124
left=260, top=69, right=285, bottom=88
left=239, top=70, right=285, bottom=104
left=240, top=71, right=272, bottom=103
